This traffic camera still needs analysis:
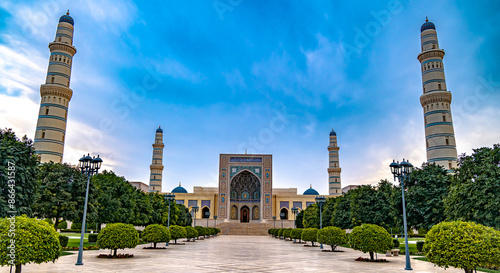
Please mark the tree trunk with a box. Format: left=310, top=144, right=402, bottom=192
left=113, top=249, right=117, bottom=257
left=311, top=242, right=315, bottom=246
left=464, top=269, right=473, bottom=273
left=174, top=239, right=177, bottom=244
left=15, top=264, right=22, bottom=273
left=154, top=242, right=157, bottom=248
left=331, top=245, right=337, bottom=252
left=369, top=252, right=374, bottom=261
left=54, top=216, right=59, bottom=230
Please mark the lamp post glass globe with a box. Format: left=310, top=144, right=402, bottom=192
left=213, top=215, right=217, bottom=229
left=205, top=211, right=210, bottom=227
left=280, top=213, right=285, bottom=229
left=76, top=153, right=102, bottom=266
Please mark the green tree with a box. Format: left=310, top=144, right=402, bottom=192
left=142, top=224, right=171, bottom=248
left=321, top=198, right=336, bottom=228
left=34, top=162, right=96, bottom=230
left=295, top=210, right=304, bottom=228
left=175, top=204, right=192, bottom=227
left=317, top=226, right=347, bottom=251
left=424, top=221, right=500, bottom=273
left=185, top=226, right=198, bottom=241
left=169, top=225, right=186, bottom=244
left=0, top=216, right=61, bottom=273
left=444, top=145, right=500, bottom=228
left=350, top=181, right=395, bottom=229
left=302, top=204, right=319, bottom=229
left=97, top=223, right=139, bottom=257
left=291, top=228, right=303, bottom=242
left=404, top=163, right=452, bottom=230
left=332, top=193, right=353, bottom=229
left=301, top=228, right=319, bottom=246
left=349, top=223, right=392, bottom=261
left=0, top=129, right=39, bottom=218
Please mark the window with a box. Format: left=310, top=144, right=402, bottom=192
left=58, top=37, right=61, bottom=42
left=45, top=108, right=49, bottom=115
left=51, top=77, right=55, bottom=83
left=426, top=141, right=429, bottom=148
left=432, top=64, right=435, bottom=68
left=438, top=83, right=442, bottom=90
left=59, top=57, right=61, bottom=61
left=443, top=115, right=446, bottom=122
left=432, top=44, right=436, bottom=49
left=424, top=117, right=427, bottom=125
left=431, top=104, right=434, bottom=110
left=446, top=138, right=449, bottom=145
left=65, top=111, right=67, bottom=119
left=59, top=98, right=61, bottom=103
left=41, top=132, right=45, bottom=139
left=449, top=162, right=452, bottom=169
left=62, top=134, right=65, bottom=142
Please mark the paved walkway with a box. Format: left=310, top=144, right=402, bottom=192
left=1, top=236, right=463, bottom=273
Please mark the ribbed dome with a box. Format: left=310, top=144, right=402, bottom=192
left=172, top=182, right=187, bottom=193
left=421, top=20, right=435, bottom=32
left=303, top=186, right=319, bottom=196
left=59, top=12, right=74, bottom=26
left=330, top=129, right=336, bottom=136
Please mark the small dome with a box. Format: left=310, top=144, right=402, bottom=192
left=330, top=129, right=336, bottom=136
left=59, top=11, right=74, bottom=26
left=156, top=126, right=163, bottom=133
left=420, top=19, right=435, bottom=32
left=172, top=182, right=187, bottom=193
left=303, top=185, right=319, bottom=195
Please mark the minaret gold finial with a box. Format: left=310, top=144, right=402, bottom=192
left=310, top=184, right=312, bottom=188
left=179, top=182, right=181, bottom=186
left=425, top=16, right=428, bottom=22
left=67, top=10, right=70, bottom=15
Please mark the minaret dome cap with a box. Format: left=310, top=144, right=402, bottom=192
left=303, top=184, right=319, bottom=195
left=59, top=10, right=74, bottom=26
left=156, top=126, right=163, bottom=133
left=329, top=129, right=336, bottom=136
left=420, top=17, right=435, bottom=32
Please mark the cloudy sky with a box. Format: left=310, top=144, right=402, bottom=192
left=1, top=0, right=499, bottom=194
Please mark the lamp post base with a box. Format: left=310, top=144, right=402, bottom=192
left=75, top=262, right=83, bottom=266
left=404, top=268, right=413, bottom=270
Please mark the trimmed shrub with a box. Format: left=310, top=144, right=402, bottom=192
left=57, top=220, right=67, bottom=230
left=215, top=228, right=221, bottom=235
left=282, top=228, right=291, bottom=240
left=97, top=223, right=139, bottom=257
left=301, top=228, right=319, bottom=246
left=0, top=216, right=61, bottom=273
left=268, top=228, right=274, bottom=236
left=195, top=226, right=206, bottom=238
left=393, top=238, right=400, bottom=248
left=424, top=221, right=500, bottom=273
left=349, top=224, right=392, bottom=261
left=43, top=218, right=54, bottom=226
left=185, top=226, right=198, bottom=241
left=277, top=228, right=284, bottom=238
left=291, top=228, right=303, bottom=242
left=317, top=226, right=347, bottom=251
left=71, top=222, right=82, bottom=229
left=169, top=225, right=187, bottom=244
left=58, top=235, right=69, bottom=247
left=88, top=234, right=98, bottom=243
left=418, top=227, right=428, bottom=235
left=416, top=241, right=424, bottom=253
left=142, top=224, right=171, bottom=248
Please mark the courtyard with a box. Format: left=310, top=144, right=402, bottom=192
left=1, top=235, right=463, bottom=273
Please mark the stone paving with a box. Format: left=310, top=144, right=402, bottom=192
left=0, top=235, right=464, bottom=273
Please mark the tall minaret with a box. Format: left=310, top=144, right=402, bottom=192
left=34, top=11, right=76, bottom=163
left=327, top=129, right=341, bottom=196
left=418, top=18, right=458, bottom=170
left=149, top=126, right=165, bottom=192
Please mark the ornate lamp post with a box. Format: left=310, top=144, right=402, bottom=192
left=205, top=211, right=210, bottom=228
left=390, top=158, right=414, bottom=271
left=213, top=215, right=217, bottom=229
left=272, top=216, right=276, bottom=229
left=192, top=205, right=199, bottom=227
left=291, top=207, right=298, bottom=229
left=76, top=154, right=102, bottom=266
left=280, top=212, right=285, bottom=230
left=164, top=193, right=175, bottom=246
left=315, top=196, right=326, bottom=249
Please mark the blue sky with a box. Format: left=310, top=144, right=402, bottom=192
left=1, top=0, right=499, bottom=194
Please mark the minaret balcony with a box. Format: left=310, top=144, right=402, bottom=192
left=418, top=49, right=445, bottom=62
left=48, top=42, right=76, bottom=55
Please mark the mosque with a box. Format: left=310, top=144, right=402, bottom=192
left=32, top=13, right=458, bottom=226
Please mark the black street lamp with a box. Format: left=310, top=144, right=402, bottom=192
left=280, top=212, right=285, bottom=230
left=291, top=207, right=298, bottom=229
left=192, top=205, right=199, bottom=241
left=213, top=215, right=217, bottom=230
left=76, top=154, right=102, bottom=266
left=164, top=193, right=175, bottom=246
left=390, top=158, right=414, bottom=271
left=315, top=196, right=326, bottom=249
left=205, top=211, right=210, bottom=228
left=272, top=216, right=276, bottom=229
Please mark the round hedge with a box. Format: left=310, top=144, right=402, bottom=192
left=97, top=223, right=139, bottom=256
left=424, top=221, right=500, bottom=272
left=142, top=224, right=171, bottom=248
left=56, top=220, right=67, bottom=230
left=301, top=228, right=319, bottom=246
left=185, top=226, right=198, bottom=241
left=317, top=226, right=347, bottom=251
left=349, top=224, right=392, bottom=261
left=0, top=216, right=61, bottom=269
left=291, top=228, right=303, bottom=241
left=169, top=225, right=187, bottom=244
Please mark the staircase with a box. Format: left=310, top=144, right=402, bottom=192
left=217, top=220, right=294, bottom=236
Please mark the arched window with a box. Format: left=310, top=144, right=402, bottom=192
left=202, top=207, right=210, bottom=219
left=446, top=138, right=449, bottom=145
left=426, top=141, right=429, bottom=148
left=51, top=77, right=55, bottom=83
left=58, top=37, right=61, bottom=42
left=443, top=115, right=446, bottom=122
left=45, top=108, right=49, bottom=115
left=432, top=44, right=436, bottom=49
left=438, top=83, right=442, bottom=90
left=280, top=208, right=288, bottom=220
left=41, top=132, right=45, bottom=139
left=62, top=134, right=65, bottom=142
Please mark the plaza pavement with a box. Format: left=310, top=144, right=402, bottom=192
left=1, top=235, right=464, bottom=273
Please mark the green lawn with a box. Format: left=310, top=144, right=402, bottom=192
left=59, top=232, right=96, bottom=248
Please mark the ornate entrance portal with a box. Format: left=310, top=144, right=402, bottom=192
left=230, top=170, right=260, bottom=222
left=240, top=206, right=250, bottom=222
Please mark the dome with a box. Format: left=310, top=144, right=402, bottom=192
left=59, top=11, right=74, bottom=26
left=329, top=129, right=336, bottom=136
left=303, top=185, right=319, bottom=195
left=156, top=126, right=163, bottom=133
left=420, top=19, right=435, bottom=32
left=172, top=182, right=187, bottom=193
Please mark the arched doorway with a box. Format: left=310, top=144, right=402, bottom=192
left=202, top=207, right=210, bottom=218
left=280, top=208, right=288, bottom=220
left=230, top=205, right=238, bottom=220
left=240, top=206, right=250, bottom=223
left=252, top=205, right=259, bottom=220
